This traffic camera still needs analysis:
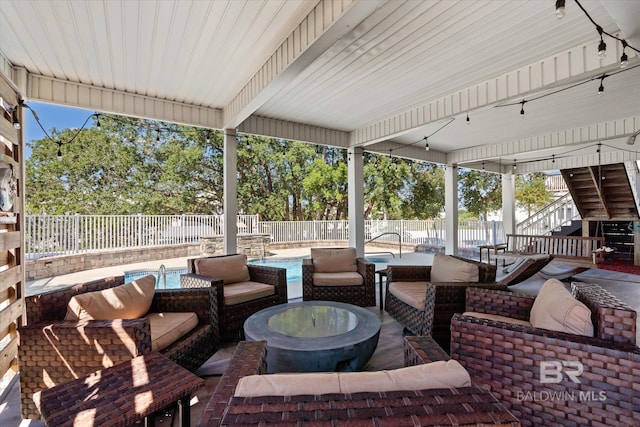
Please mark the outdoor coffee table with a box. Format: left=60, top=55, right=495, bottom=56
left=34, top=351, right=204, bottom=427
left=244, top=301, right=380, bottom=373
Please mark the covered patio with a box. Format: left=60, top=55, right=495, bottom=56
left=1, top=0, right=640, bottom=425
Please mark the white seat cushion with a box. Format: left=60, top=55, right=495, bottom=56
left=148, top=312, right=198, bottom=351
left=312, top=272, right=363, bottom=286
left=223, top=281, right=275, bottom=306
left=388, top=281, right=430, bottom=310
left=234, top=360, right=471, bottom=397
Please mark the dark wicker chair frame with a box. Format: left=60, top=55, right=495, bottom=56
left=19, top=276, right=219, bottom=419
left=181, top=254, right=288, bottom=341
left=450, top=283, right=640, bottom=427
left=197, top=340, right=520, bottom=427
left=384, top=255, right=499, bottom=352
left=302, top=256, right=376, bottom=307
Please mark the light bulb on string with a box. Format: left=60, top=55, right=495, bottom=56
left=597, top=76, right=605, bottom=96
left=466, top=112, right=470, bottom=125
left=424, top=136, right=429, bottom=151
left=597, top=26, right=606, bottom=58
left=520, top=100, right=526, bottom=118
left=555, top=0, right=565, bottom=19
left=620, top=41, right=629, bottom=68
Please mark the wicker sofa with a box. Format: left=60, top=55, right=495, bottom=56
left=19, top=275, right=219, bottom=419
left=450, top=282, right=640, bottom=427
left=198, top=339, right=520, bottom=426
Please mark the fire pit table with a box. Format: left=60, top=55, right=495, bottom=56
left=244, top=301, right=380, bottom=373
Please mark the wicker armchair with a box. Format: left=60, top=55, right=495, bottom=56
left=19, top=276, right=219, bottom=419
left=450, top=283, right=640, bottom=427
left=181, top=254, right=287, bottom=341
left=302, top=247, right=376, bottom=307
left=385, top=254, right=499, bottom=352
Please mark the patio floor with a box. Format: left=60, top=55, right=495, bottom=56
left=2, top=251, right=640, bottom=426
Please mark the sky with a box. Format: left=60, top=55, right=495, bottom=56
left=23, top=101, right=96, bottom=158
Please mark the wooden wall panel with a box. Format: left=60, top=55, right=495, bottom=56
left=0, top=70, right=24, bottom=394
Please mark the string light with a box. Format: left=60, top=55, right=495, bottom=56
left=513, top=160, right=517, bottom=171
left=571, top=0, right=640, bottom=62
left=466, top=111, right=470, bottom=125
left=555, top=0, right=565, bottom=19
left=552, top=154, right=556, bottom=163
left=597, top=75, right=605, bottom=96
left=620, top=40, right=629, bottom=68
left=596, top=26, right=606, bottom=58
left=424, top=136, right=429, bottom=151
left=11, top=108, right=20, bottom=130
left=520, top=100, right=526, bottom=117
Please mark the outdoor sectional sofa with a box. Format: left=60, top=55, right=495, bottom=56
left=450, top=281, right=640, bottom=426
left=198, top=339, right=520, bottom=426
left=18, top=275, right=219, bottom=419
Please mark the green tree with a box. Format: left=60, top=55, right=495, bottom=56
left=401, top=162, right=445, bottom=219
left=516, top=172, right=554, bottom=217
left=458, top=169, right=502, bottom=220
left=363, top=154, right=412, bottom=219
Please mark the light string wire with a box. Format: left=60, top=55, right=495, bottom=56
left=574, top=0, right=640, bottom=54
left=496, top=63, right=640, bottom=108
left=363, top=118, right=456, bottom=157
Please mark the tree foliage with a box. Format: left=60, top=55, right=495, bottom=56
left=458, top=169, right=502, bottom=220
left=515, top=172, right=554, bottom=217
left=25, top=114, right=448, bottom=219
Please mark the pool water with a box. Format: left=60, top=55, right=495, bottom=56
left=124, top=257, right=305, bottom=289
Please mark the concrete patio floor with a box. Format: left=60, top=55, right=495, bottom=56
left=2, top=250, right=640, bottom=426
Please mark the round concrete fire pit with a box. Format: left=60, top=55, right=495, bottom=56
left=244, top=301, right=380, bottom=373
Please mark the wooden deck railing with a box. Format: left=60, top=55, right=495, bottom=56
left=505, top=233, right=605, bottom=267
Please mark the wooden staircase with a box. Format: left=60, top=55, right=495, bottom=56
left=560, top=164, right=639, bottom=221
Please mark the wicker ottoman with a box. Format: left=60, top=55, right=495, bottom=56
left=34, top=351, right=204, bottom=427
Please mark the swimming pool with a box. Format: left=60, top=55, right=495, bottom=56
left=124, top=257, right=305, bottom=289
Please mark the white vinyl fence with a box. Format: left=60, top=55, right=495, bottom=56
left=25, top=214, right=504, bottom=260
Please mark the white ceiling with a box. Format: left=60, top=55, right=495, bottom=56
left=1, top=0, right=639, bottom=174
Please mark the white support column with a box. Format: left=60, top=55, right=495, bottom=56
left=502, top=173, right=516, bottom=237
left=223, top=129, right=238, bottom=254
left=348, top=147, right=365, bottom=257
left=445, top=165, right=458, bottom=255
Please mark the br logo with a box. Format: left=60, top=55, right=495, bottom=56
left=540, top=361, right=583, bottom=384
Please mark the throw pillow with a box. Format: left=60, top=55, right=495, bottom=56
left=529, top=278, right=594, bottom=336
left=65, top=275, right=156, bottom=321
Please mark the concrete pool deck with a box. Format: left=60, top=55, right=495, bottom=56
left=25, top=245, right=426, bottom=297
